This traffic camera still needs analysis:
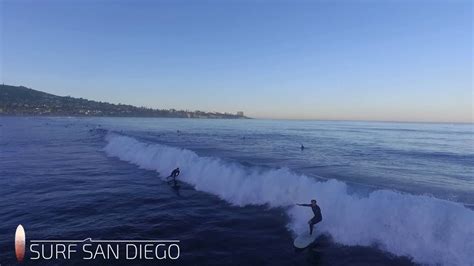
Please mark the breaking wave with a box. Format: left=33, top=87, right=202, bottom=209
left=104, top=134, right=474, bottom=265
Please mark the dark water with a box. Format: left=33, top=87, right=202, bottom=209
left=0, top=117, right=473, bottom=265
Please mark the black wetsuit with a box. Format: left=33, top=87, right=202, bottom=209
left=299, top=204, right=322, bottom=235
left=168, top=168, right=180, bottom=186
left=170, top=169, right=180, bottom=178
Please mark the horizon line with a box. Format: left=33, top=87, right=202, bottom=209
left=2, top=83, right=472, bottom=125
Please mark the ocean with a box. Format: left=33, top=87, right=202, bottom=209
left=0, top=117, right=473, bottom=265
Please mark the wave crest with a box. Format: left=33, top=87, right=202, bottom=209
left=104, top=134, right=474, bottom=265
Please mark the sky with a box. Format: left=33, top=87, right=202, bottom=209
left=1, top=0, right=472, bottom=122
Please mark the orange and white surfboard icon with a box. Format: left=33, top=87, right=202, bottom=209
left=15, top=224, right=25, bottom=262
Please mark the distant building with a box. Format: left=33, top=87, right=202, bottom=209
left=237, top=111, right=244, bottom=117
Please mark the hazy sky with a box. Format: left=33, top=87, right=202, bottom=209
left=1, top=0, right=472, bottom=122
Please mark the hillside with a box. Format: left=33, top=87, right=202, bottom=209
left=0, top=84, right=247, bottom=119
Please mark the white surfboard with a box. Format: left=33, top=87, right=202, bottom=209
left=293, top=233, right=317, bottom=249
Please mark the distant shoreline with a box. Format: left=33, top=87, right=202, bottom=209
left=1, top=115, right=471, bottom=125
left=0, top=114, right=250, bottom=119
left=0, top=84, right=249, bottom=120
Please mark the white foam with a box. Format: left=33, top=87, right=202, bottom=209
left=104, top=134, right=474, bottom=265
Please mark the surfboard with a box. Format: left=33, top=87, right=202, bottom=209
left=15, top=224, right=25, bottom=262
left=293, top=233, right=317, bottom=249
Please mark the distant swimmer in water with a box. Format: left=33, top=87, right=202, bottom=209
left=297, top=199, right=322, bottom=235
left=167, top=167, right=180, bottom=186
left=301, top=144, right=305, bottom=150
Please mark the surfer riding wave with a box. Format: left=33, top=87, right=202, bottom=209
left=104, top=134, right=474, bottom=265
left=297, top=199, right=322, bottom=235
left=167, top=167, right=180, bottom=186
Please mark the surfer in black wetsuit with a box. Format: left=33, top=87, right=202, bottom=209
left=297, top=199, right=322, bottom=235
left=167, top=167, right=180, bottom=186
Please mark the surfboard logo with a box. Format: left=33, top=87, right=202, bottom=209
left=12, top=225, right=180, bottom=261
left=15, top=224, right=26, bottom=263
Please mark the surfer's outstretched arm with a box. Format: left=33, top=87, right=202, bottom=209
left=297, top=204, right=311, bottom=207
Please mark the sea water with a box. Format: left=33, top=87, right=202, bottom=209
left=0, top=117, right=473, bottom=265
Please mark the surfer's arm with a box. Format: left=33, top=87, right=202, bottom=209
left=297, top=204, right=311, bottom=207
